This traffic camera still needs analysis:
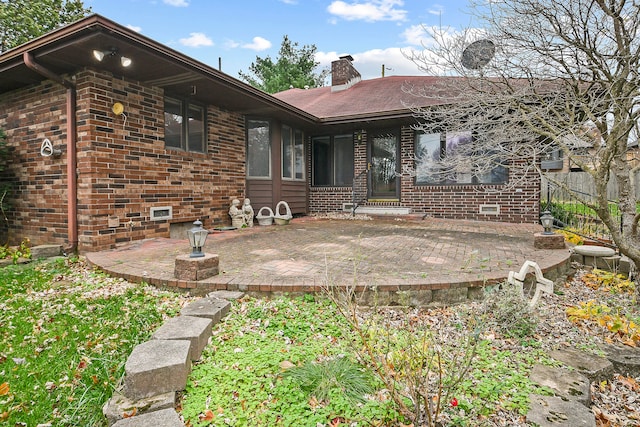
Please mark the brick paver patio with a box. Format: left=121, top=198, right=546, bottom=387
left=86, top=216, right=571, bottom=302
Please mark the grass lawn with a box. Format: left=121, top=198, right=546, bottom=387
left=0, top=257, right=190, bottom=426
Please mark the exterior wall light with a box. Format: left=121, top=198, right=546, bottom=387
left=93, top=50, right=105, bottom=61
left=187, top=219, right=208, bottom=258
left=540, top=210, right=554, bottom=235
left=92, top=49, right=132, bottom=67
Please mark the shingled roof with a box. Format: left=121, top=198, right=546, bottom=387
left=273, top=75, right=461, bottom=124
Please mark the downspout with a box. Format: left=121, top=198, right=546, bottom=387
left=23, top=52, right=78, bottom=254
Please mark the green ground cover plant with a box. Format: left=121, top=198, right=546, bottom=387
left=181, top=291, right=555, bottom=427
left=180, top=296, right=400, bottom=426
left=0, top=258, right=188, bottom=426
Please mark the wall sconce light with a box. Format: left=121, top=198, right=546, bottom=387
left=92, top=49, right=108, bottom=61
left=356, top=130, right=364, bottom=143
left=540, top=210, right=554, bottom=235
left=187, top=219, right=209, bottom=258
left=92, top=49, right=133, bottom=68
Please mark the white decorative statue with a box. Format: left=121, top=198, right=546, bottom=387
left=229, top=199, right=244, bottom=228
left=242, top=198, right=254, bottom=227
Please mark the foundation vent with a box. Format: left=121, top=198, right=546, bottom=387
left=479, top=204, right=500, bottom=215
left=150, top=206, right=173, bottom=221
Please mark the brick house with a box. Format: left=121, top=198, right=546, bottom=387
left=0, top=15, right=540, bottom=253
left=273, top=56, right=539, bottom=222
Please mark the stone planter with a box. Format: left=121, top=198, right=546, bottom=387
left=256, top=207, right=274, bottom=226
left=274, top=201, right=292, bottom=226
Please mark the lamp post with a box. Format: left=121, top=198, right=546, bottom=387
left=540, top=211, right=554, bottom=235
left=187, top=219, right=208, bottom=258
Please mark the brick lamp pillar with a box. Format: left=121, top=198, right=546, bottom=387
left=534, top=211, right=566, bottom=249
left=174, top=220, right=219, bottom=280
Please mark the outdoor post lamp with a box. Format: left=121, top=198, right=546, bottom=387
left=540, top=211, right=554, bottom=235
left=187, top=219, right=208, bottom=258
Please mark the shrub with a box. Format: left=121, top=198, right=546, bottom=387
left=327, top=287, right=481, bottom=427
left=483, top=284, right=538, bottom=338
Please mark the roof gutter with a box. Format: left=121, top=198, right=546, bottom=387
left=23, top=52, right=78, bottom=254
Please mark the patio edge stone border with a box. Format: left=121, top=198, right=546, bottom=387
left=104, top=291, right=241, bottom=427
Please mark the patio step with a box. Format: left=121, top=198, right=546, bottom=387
left=354, top=205, right=411, bottom=215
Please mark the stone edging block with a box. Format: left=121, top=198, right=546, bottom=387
left=123, top=340, right=191, bottom=400
left=152, top=315, right=213, bottom=361
left=111, top=408, right=183, bottom=427
left=180, top=297, right=231, bottom=322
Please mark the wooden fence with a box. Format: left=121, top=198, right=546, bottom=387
left=541, top=171, right=640, bottom=202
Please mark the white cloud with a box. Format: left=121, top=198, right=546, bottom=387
left=428, top=4, right=444, bottom=16
left=401, top=24, right=428, bottom=46
left=179, top=32, right=214, bottom=47
left=315, top=47, right=422, bottom=80
left=126, top=24, right=142, bottom=33
left=242, top=37, right=272, bottom=51
left=224, top=39, right=240, bottom=49
left=279, top=0, right=297, bottom=4
left=352, top=47, right=421, bottom=78
left=163, top=0, right=188, bottom=6
left=327, top=0, right=407, bottom=22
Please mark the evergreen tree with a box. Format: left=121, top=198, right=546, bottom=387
left=239, top=35, right=328, bottom=93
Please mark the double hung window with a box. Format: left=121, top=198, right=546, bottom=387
left=164, top=97, right=205, bottom=153
left=247, top=119, right=271, bottom=178
left=282, top=126, right=304, bottom=180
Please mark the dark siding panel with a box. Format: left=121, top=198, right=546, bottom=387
left=247, top=179, right=307, bottom=214
left=247, top=179, right=273, bottom=210
left=281, top=181, right=307, bottom=214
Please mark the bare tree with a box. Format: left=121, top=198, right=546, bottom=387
left=404, top=0, right=640, bottom=271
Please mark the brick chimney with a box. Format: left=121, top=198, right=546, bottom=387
left=331, top=55, right=361, bottom=92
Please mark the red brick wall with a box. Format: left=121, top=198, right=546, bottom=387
left=308, top=125, right=540, bottom=223
left=1, top=69, right=246, bottom=252
left=0, top=82, right=70, bottom=247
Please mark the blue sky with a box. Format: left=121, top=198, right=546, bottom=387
left=86, top=0, right=472, bottom=82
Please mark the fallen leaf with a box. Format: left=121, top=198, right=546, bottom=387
left=280, top=360, right=295, bottom=370
left=199, top=409, right=215, bottom=421
left=123, top=408, right=136, bottom=418
left=619, top=376, right=639, bottom=391
left=0, top=382, right=8, bottom=396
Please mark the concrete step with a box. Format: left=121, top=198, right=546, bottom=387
left=527, top=394, right=595, bottom=427
left=111, top=408, right=183, bottom=427
left=601, top=343, right=640, bottom=377
left=549, top=348, right=614, bottom=383
left=180, top=297, right=231, bottom=323
left=152, top=315, right=212, bottom=361
left=123, top=340, right=191, bottom=400
left=529, top=365, right=591, bottom=406
left=354, top=205, right=411, bottom=215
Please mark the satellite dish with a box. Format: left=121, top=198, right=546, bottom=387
left=461, top=39, right=495, bottom=70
